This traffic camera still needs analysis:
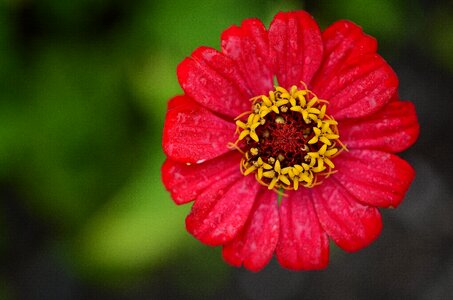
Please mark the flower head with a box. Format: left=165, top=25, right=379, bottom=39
left=162, top=11, right=419, bottom=271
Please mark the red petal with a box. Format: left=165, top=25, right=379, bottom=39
left=276, top=189, right=329, bottom=270
left=339, top=101, right=419, bottom=153
left=162, top=95, right=236, bottom=163
left=314, top=53, right=398, bottom=120
left=162, top=151, right=242, bottom=205
left=186, top=175, right=261, bottom=246
left=222, top=189, right=279, bottom=272
left=312, top=179, right=383, bottom=252
left=221, top=19, right=274, bottom=97
left=268, top=11, right=323, bottom=89
left=333, top=150, right=415, bottom=208
left=312, top=20, right=377, bottom=90
left=177, top=46, right=252, bottom=118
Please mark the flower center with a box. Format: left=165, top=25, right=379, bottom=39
left=232, top=84, right=345, bottom=191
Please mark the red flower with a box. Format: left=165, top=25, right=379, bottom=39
left=162, top=11, right=419, bottom=271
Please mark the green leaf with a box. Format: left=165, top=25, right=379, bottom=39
left=70, top=144, right=191, bottom=279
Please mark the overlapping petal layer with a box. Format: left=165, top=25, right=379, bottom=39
left=162, top=95, right=236, bottom=163
left=313, top=53, right=398, bottom=120
left=162, top=151, right=242, bottom=205
left=276, top=190, right=329, bottom=270
left=222, top=189, right=279, bottom=271
left=164, top=10, right=418, bottom=272
left=221, top=19, right=274, bottom=97
left=340, top=101, right=419, bottom=152
left=312, top=179, right=383, bottom=252
left=186, top=175, right=260, bottom=246
left=268, top=11, right=323, bottom=89
left=177, top=47, right=252, bottom=118
left=333, top=150, right=415, bottom=208
left=312, top=20, right=377, bottom=88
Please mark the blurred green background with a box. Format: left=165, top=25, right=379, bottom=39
left=1, top=0, right=452, bottom=299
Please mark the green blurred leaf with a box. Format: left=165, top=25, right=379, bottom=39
left=429, top=6, right=453, bottom=71
left=315, top=0, right=406, bottom=42
left=13, top=43, right=144, bottom=229
left=70, top=142, right=191, bottom=280
left=127, top=0, right=303, bottom=125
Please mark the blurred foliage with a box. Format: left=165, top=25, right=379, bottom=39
left=0, top=0, right=303, bottom=287
left=0, top=0, right=452, bottom=297
left=314, top=0, right=406, bottom=40
left=428, top=4, right=453, bottom=71
left=70, top=143, right=189, bottom=279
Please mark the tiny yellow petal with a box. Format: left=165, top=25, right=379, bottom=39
left=247, top=113, right=255, bottom=124
left=268, top=177, right=278, bottom=190
left=308, top=136, right=319, bottom=144
left=319, top=136, right=332, bottom=145
left=319, top=144, right=327, bottom=155
left=308, top=114, right=318, bottom=121
left=317, top=158, right=324, bottom=170
left=301, top=163, right=310, bottom=171
left=262, top=96, right=272, bottom=106
left=324, top=119, right=338, bottom=125
left=293, top=179, right=299, bottom=190
left=307, top=98, right=317, bottom=108
left=262, top=163, right=273, bottom=170
left=325, top=148, right=338, bottom=157
left=325, top=134, right=339, bottom=140
left=250, top=122, right=261, bottom=130
left=280, top=93, right=290, bottom=100
left=279, top=175, right=290, bottom=185
left=271, top=105, right=279, bottom=114
left=235, top=120, right=247, bottom=129
left=313, top=127, right=321, bottom=135
left=258, top=167, right=264, bottom=179
left=321, top=122, right=330, bottom=132
left=308, top=152, right=319, bottom=158
left=299, top=172, right=310, bottom=182
left=260, top=109, right=270, bottom=118
left=250, top=131, right=259, bottom=142
left=276, top=100, right=289, bottom=106
left=294, top=164, right=303, bottom=172
left=263, top=170, right=275, bottom=178
left=244, top=165, right=257, bottom=175
left=253, top=114, right=260, bottom=124
left=281, top=167, right=291, bottom=175
left=239, top=130, right=249, bottom=140
left=325, top=158, right=335, bottom=168
left=298, top=95, right=306, bottom=107
left=307, top=108, right=320, bottom=114
left=312, top=164, right=326, bottom=173
left=319, top=105, right=326, bottom=119
left=269, top=91, right=275, bottom=101
left=275, top=86, right=288, bottom=94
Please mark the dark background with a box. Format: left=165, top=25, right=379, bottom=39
left=1, top=0, right=452, bottom=299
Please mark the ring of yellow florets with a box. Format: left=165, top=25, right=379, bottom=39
left=230, top=84, right=345, bottom=191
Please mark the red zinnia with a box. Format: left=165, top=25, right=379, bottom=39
left=162, top=11, right=419, bottom=271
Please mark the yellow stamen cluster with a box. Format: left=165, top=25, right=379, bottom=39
left=233, top=84, right=345, bottom=191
